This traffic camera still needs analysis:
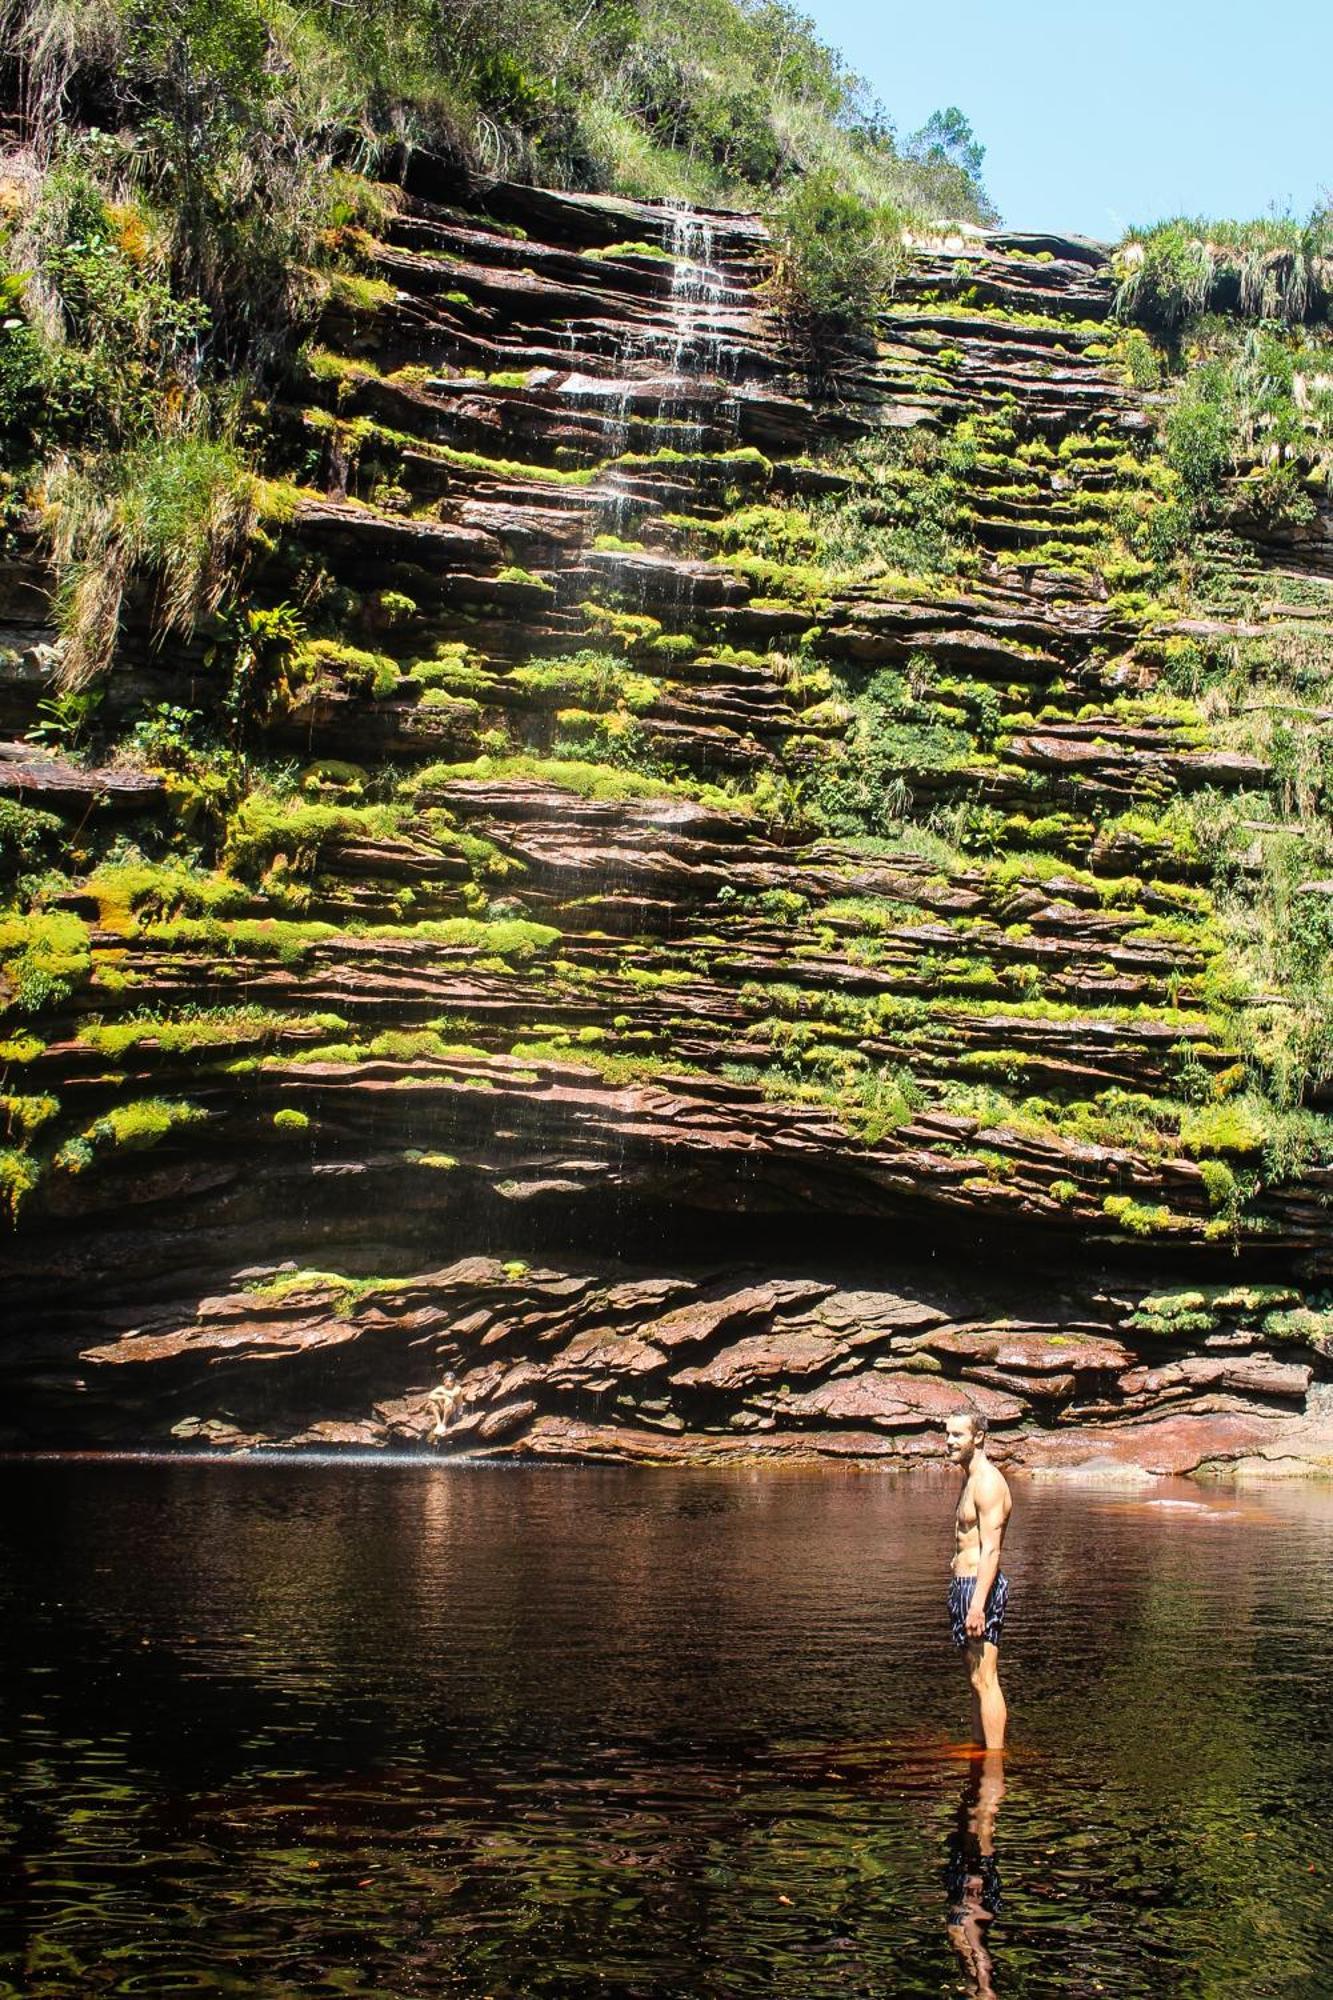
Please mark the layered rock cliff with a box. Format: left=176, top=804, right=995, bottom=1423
left=3, top=161, right=1332, bottom=1474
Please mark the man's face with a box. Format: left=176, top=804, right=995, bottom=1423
left=945, top=1416, right=976, bottom=1464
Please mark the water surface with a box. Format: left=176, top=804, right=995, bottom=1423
left=1, top=1464, right=1330, bottom=1998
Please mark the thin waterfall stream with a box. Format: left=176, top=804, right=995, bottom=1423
left=665, top=202, right=729, bottom=427
left=556, top=202, right=738, bottom=540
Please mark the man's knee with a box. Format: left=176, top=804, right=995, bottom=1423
left=967, top=1643, right=999, bottom=1690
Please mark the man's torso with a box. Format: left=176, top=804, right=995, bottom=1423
left=951, top=1460, right=1012, bottom=1577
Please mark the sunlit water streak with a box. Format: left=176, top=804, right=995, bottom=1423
left=557, top=201, right=734, bottom=541
left=663, top=203, right=728, bottom=444
left=0, top=1465, right=1330, bottom=1997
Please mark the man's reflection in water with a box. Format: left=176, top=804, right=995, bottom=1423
left=943, top=1751, right=1005, bottom=1998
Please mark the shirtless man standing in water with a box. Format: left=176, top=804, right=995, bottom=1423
left=945, top=1410, right=1012, bottom=1750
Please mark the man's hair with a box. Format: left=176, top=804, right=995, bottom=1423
left=948, top=1406, right=987, bottom=1441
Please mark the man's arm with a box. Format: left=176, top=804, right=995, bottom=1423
left=964, top=1482, right=1006, bottom=1638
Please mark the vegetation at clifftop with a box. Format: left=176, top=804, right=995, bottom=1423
left=1109, top=209, right=1333, bottom=547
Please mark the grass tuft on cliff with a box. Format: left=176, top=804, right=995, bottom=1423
left=47, top=437, right=259, bottom=688
left=1114, top=213, right=1333, bottom=334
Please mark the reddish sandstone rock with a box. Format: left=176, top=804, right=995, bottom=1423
left=670, top=1328, right=845, bottom=1391
left=373, top=1394, right=437, bottom=1437
left=501, top=1415, right=941, bottom=1464
left=646, top=1281, right=836, bottom=1352
left=1003, top=1409, right=1300, bottom=1477
left=803, top=1291, right=951, bottom=1339
left=1117, top=1355, right=1312, bottom=1402
left=923, top=1327, right=1131, bottom=1375
left=80, top=1315, right=364, bottom=1366
left=474, top=1400, right=539, bottom=1441
left=0, top=742, right=165, bottom=807
left=779, top=1371, right=1023, bottom=1430
left=548, top=1326, right=670, bottom=1385
left=965, top=1367, right=1080, bottom=1404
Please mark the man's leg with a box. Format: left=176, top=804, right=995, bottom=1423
left=965, top=1641, right=1006, bottom=1750
left=946, top=1902, right=997, bottom=2000
left=961, top=1643, right=982, bottom=1745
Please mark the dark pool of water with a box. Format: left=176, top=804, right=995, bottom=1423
left=0, top=1463, right=1330, bottom=1998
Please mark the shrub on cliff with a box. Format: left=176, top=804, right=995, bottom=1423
left=0, top=157, right=211, bottom=486
left=771, top=172, right=905, bottom=355
left=0, top=800, right=62, bottom=888
left=1156, top=324, right=1333, bottom=529
left=1164, top=358, right=1238, bottom=504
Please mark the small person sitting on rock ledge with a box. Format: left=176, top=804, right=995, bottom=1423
left=426, top=1373, right=462, bottom=1441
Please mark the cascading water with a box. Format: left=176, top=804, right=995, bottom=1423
left=540, top=204, right=742, bottom=965
left=590, top=331, right=644, bottom=536
left=556, top=202, right=735, bottom=540
left=663, top=203, right=728, bottom=444
left=650, top=204, right=733, bottom=617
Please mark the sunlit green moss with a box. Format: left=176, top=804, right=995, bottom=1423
left=0, top=1146, right=39, bottom=1219
left=56, top=1097, right=206, bottom=1172
left=76, top=1009, right=347, bottom=1056
left=0, top=911, right=92, bottom=1015
left=225, top=795, right=403, bottom=876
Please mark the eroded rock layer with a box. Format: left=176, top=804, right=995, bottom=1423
left=3, top=165, right=1333, bottom=1473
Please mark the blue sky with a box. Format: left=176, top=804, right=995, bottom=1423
left=806, top=0, right=1333, bottom=241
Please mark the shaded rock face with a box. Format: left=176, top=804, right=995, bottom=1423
left=20, top=1254, right=1326, bottom=1481
left=3, top=168, right=1333, bottom=1474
